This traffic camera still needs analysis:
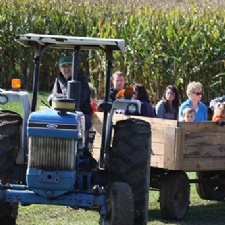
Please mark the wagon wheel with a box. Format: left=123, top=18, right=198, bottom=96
left=196, top=171, right=225, bottom=200
left=160, top=171, right=190, bottom=219
left=100, top=182, right=134, bottom=225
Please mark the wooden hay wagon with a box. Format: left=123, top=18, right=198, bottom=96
left=92, top=112, right=225, bottom=219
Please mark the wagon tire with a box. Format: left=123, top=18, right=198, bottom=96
left=196, top=171, right=225, bottom=200
left=109, top=118, right=151, bottom=225
left=160, top=171, right=190, bottom=219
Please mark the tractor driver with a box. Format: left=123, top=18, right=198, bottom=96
left=48, top=56, right=97, bottom=169
left=48, top=55, right=92, bottom=133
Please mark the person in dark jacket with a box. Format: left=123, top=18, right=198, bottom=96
left=109, top=71, right=125, bottom=102
left=98, top=71, right=125, bottom=111
left=48, top=56, right=97, bottom=169
left=48, top=56, right=92, bottom=131
left=126, top=83, right=156, bottom=118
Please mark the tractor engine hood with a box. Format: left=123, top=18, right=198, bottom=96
left=26, top=109, right=84, bottom=198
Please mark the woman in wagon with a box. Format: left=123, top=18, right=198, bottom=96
left=155, top=85, right=179, bottom=120
left=125, top=83, right=156, bottom=117
left=178, top=81, right=207, bottom=121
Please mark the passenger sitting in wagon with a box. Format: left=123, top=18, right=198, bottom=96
left=180, top=106, right=196, bottom=122
left=212, top=102, right=225, bottom=125
left=155, top=85, right=179, bottom=120
left=210, top=95, right=225, bottom=112
left=126, top=84, right=155, bottom=118
left=179, top=81, right=207, bottom=121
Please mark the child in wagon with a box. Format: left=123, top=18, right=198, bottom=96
left=180, top=106, right=196, bottom=122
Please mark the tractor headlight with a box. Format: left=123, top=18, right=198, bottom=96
left=0, top=94, right=8, bottom=105
left=127, top=103, right=138, bottom=114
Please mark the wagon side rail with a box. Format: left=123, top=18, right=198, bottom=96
left=178, top=121, right=225, bottom=171
left=92, top=113, right=225, bottom=172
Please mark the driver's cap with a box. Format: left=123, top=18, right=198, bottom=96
left=59, top=56, right=72, bottom=67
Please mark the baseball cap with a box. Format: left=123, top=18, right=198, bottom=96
left=59, top=56, right=72, bottom=66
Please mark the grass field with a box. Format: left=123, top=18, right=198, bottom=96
left=1, top=90, right=225, bottom=224
left=16, top=178, right=225, bottom=225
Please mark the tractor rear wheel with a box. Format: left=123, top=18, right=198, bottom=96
left=0, top=110, right=22, bottom=225
left=110, top=118, right=151, bottom=225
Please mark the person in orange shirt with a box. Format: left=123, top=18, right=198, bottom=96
left=89, top=84, right=98, bottom=117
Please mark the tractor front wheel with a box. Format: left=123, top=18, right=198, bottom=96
left=110, top=118, right=151, bottom=225
left=100, top=182, right=134, bottom=225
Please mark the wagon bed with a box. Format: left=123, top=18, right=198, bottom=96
left=92, top=112, right=225, bottom=172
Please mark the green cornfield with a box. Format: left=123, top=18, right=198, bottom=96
left=1, top=0, right=225, bottom=104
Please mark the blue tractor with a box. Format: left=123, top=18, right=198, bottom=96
left=0, top=34, right=151, bottom=225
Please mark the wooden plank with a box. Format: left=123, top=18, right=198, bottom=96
left=91, top=126, right=101, bottom=155
left=163, top=127, right=176, bottom=169
left=92, top=113, right=103, bottom=154
left=152, top=143, right=165, bottom=156
left=152, top=129, right=166, bottom=142
left=174, top=127, right=185, bottom=170
left=184, top=145, right=225, bottom=157
left=150, top=155, right=164, bottom=168
left=151, top=128, right=167, bottom=156
left=92, top=113, right=103, bottom=127
left=181, top=157, right=225, bottom=171
left=93, top=112, right=178, bottom=127
left=144, top=117, right=178, bottom=128
left=184, top=132, right=225, bottom=146
left=179, top=121, right=225, bottom=133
